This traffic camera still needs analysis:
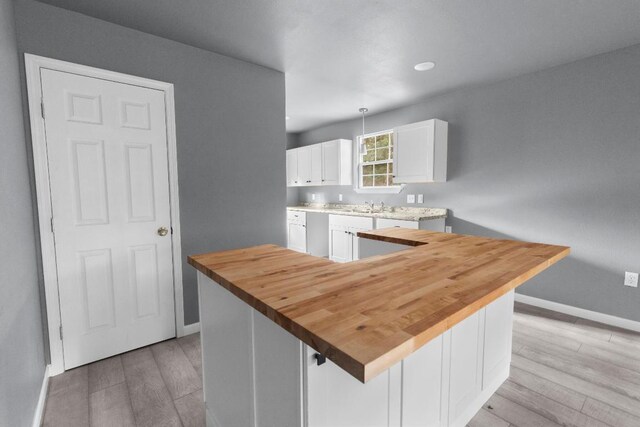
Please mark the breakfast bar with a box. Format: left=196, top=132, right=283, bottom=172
left=188, top=228, right=569, bottom=427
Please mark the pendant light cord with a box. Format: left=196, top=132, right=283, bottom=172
left=359, top=107, right=368, bottom=151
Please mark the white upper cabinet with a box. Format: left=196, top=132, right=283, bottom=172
left=286, top=139, right=352, bottom=187
left=286, top=149, right=298, bottom=186
left=393, top=119, right=448, bottom=183
left=321, top=140, right=340, bottom=185
left=310, top=144, right=323, bottom=185
left=321, top=139, right=352, bottom=185
left=297, top=146, right=313, bottom=185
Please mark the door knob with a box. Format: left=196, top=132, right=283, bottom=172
left=157, top=226, right=169, bottom=236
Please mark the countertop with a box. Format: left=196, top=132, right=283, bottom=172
left=188, top=228, right=569, bottom=383
left=287, top=203, right=447, bottom=221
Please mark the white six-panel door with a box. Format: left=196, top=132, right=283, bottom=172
left=41, top=69, right=176, bottom=369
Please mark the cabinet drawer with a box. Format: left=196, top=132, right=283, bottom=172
left=328, top=214, right=373, bottom=230
left=375, top=218, right=419, bottom=229
left=287, top=210, right=306, bottom=224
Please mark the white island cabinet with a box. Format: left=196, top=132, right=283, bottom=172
left=197, top=236, right=515, bottom=427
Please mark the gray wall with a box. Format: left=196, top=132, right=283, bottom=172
left=0, top=0, right=46, bottom=424
left=294, top=44, right=640, bottom=322
left=14, top=0, right=286, bottom=328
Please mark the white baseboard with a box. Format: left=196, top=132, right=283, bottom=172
left=32, top=365, right=50, bottom=427
left=182, top=322, right=201, bottom=336
left=515, top=293, right=640, bottom=333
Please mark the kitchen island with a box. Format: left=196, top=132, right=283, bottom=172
left=189, top=228, right=569, bottom=427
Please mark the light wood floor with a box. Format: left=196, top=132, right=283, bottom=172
left=42, top=303, right=640, bottom=427
left=42, top=333, right=203, bottom=427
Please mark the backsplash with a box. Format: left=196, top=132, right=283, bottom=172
left=294, top=183, right=447, bottom=208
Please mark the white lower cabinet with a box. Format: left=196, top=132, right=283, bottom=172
left=328, top=224, right=351, bottom=262
left=287, top=211, right=307, bottom=253
left=375, top=217, right=445, bottom=232
left=287, top=222, right=306, bottom=253
left=375, top=218, right=419, bottom=229
left=287, top=210, right=446, bottom=258
left=328, top=215, right=374, bottom=262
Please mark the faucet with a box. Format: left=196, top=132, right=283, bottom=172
left=365, top=201, right=374, bottom=213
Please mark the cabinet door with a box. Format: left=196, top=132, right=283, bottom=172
left=310, top=144, right=323, bottom=185
left=329, top=225, right=351, bottom=263
left=321, top=140, right=340, bottom=185
left=349, top=227, right=368, bottom=261
left=402, top=335, right=445, bottom=427
left=448, top=310, right=484, bottom=425
left=393, top=120, right=435, bottom=183
left=483, top=291, right=514, bottom=389
left=306, top=346, right=389, bottom=427
left=286, top=150, right=298, bottom=186
left=375, top=218, right=419, bottom=230
left=298, top=146, right=312, bottom=185
left=287, top=222, right=306, bottom=253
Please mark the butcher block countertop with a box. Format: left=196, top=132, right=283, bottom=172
left=188, top=229, right=569, bottom=383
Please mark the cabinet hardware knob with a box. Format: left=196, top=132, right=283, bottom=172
left=314, top=353, right=326, bottom=366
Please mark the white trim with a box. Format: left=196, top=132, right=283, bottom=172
left=353, top=186, right=404, bottom=194
left=515, top=293, right=640, bottom=333
left=25, top=54, right=185, bottom=376
left=32, top=365, right=50, bottom=427
left=182, top=322, right=201, bottom=336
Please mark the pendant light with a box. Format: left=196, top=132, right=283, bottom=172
left=359, top=107, right=369, bottom=154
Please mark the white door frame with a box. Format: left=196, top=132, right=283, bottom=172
left=25, top=54, right=186, bottom=376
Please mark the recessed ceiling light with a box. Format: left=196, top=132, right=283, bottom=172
left=414, top=61, right=436, bottom=71
left=285, top=116, right=290, bottom=120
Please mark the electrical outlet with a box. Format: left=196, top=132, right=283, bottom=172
left=407, top=194, right=416, bottom=204
left=311, top=193, right=315, bottom=201
left=445, top=226, right=452, bottom=233
left=338, top=194, right=343, bottom=201
left=624, top=272, right=638, bottom=288
left=417, top=194, right=424, bottom=203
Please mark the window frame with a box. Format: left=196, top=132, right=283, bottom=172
left=354, top=129, right=404, bottom=194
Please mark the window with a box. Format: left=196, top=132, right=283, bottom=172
left=358, top=130, right=399, bottom=189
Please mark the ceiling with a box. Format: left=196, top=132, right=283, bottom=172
left=38, top=0, right=640, bottom=132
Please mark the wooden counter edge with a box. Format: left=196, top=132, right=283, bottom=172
left=361, top=245, right=571, bottom=382
left=188, top=241, right=570, bottom=384
left=187, top=251, right=367, bottom=382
